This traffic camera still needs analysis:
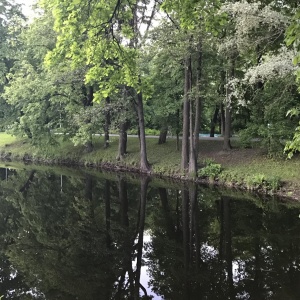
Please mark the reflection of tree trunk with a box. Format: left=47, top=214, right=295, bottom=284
left=118, top=176, right=129, bottom=227
left=105, top=180, right=111, bottom=247
left=84, top=174, right=94, bottom=220
left=19, top=170, right=36, bottom=194
left=159, top=187, right=174, bottom=237
left=221, top=196, right=234, bottom=299
left=253, top=236, right=263, bottom=298
left=104, top=97, right=111, bottom=149
left=189, top=184, right=200, bottom=269
left=158, top=125, right=168, bottom=144
left=182, top=186, right=190, bottom=299
left=134, top=176, right=150, bottom=299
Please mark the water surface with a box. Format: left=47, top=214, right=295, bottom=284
left=0, top=166, right=300, bottom=299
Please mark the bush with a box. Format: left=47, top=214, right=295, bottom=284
left=198, top=159, right=222, bottom=181
left=244, top=173, right=282, bottom=192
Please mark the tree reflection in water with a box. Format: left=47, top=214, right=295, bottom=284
left=0, top=167, right=300, bottom=299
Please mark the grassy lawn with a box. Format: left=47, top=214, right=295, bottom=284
left=1, top=132, right=300, bottom=199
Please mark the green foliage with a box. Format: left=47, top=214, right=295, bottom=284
left=245, top=174, right=282, bottom=192
left=285, top=9, right=300, bottom=83
left=284, top=108, right=300, bottom=158
left=198, top=159, right=222, bottom=180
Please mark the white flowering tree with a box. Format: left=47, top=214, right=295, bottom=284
left=218, top=0, right=299, bottom=154
left=285, top=9, right=300, bottom=157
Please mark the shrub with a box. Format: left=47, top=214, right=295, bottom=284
left=245, top=173, right=282, bottom=192
left=198, top=159, right=222, bottom=181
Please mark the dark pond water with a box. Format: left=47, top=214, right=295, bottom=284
left=0, top=166, right=300, bottom=299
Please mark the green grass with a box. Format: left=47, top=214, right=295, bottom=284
left=0, top=133, right=17, bottom=146
left=1, top=132, right=300, bottom=198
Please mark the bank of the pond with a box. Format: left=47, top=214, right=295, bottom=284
left=1, top=133, right=300, bottom=200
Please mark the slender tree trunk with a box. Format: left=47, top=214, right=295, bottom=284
left=223, top=104, right=232, bottom=150
left=181, top=56, right=191, bottom=172
left=136, top=88, right=151, bottom=172
left=104, top=96, right=110, bottom=148
left=158, top=125, right=168, bottom=144
left=176, top=109, right=180, bottom=151
left=189, top=97, right=197, bottom=177
left=210, top=105, right=219, bottom=137
left=220, top=104, right=225, bottom=136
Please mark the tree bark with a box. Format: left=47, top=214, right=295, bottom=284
left=223, top=104, right=232, bottom=151
left=84, top=85, right=94, bottom=153
left=223, top=58, right=235, bottom=151
left=210, top=105, right=219, bottom=137
left=181, top=55, right=191, bottom=172
left=194, top=41, right=202, bottom=155
left=158, top=125, right=168, bottom=144
left=104, top=96, right=110, bottom=149
left=117, top=122, right=128, bottom=161
left=220, top=104, right=225, bottom=136
left=136, top=88, right=151, bottom=172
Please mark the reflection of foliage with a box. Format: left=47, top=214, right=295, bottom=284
left=1, top=169, right=300, bottom=299
left=146, top=186, right=300, bottom=300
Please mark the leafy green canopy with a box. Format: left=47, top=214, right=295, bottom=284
left=42, top=0, right=152, bottom=102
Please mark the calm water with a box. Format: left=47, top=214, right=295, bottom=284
left=0, top=166, right=300, bottom=299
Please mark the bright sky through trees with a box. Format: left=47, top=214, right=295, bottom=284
left=15, top=0, right=36, bottom=18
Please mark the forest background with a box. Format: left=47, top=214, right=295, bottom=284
left=1, top=0, right=300, bottom=196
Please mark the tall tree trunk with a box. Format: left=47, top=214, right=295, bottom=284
left=104, top=96, right=110, bottom=149
left=176, top=109, right=180, bottom=151
left=136, top=88, right=151, bottom=172
left=158, top=125, right=168, bottom=144
left=220, top=104, right=225, bottom=136
left=117, top=122, right=128, bottom=161
left=181, top=55, right=191, bottom=172
left=210, top=105, right=219, bottom=137
left=84, top=85, right=94, bottom=153
left=223, top=58, right=235, bottom=151
left=189, top=98, right=197, bottom=177
left=223, top=104, right=232, bottom=150
left=194, top=41, right=202, bottom=154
